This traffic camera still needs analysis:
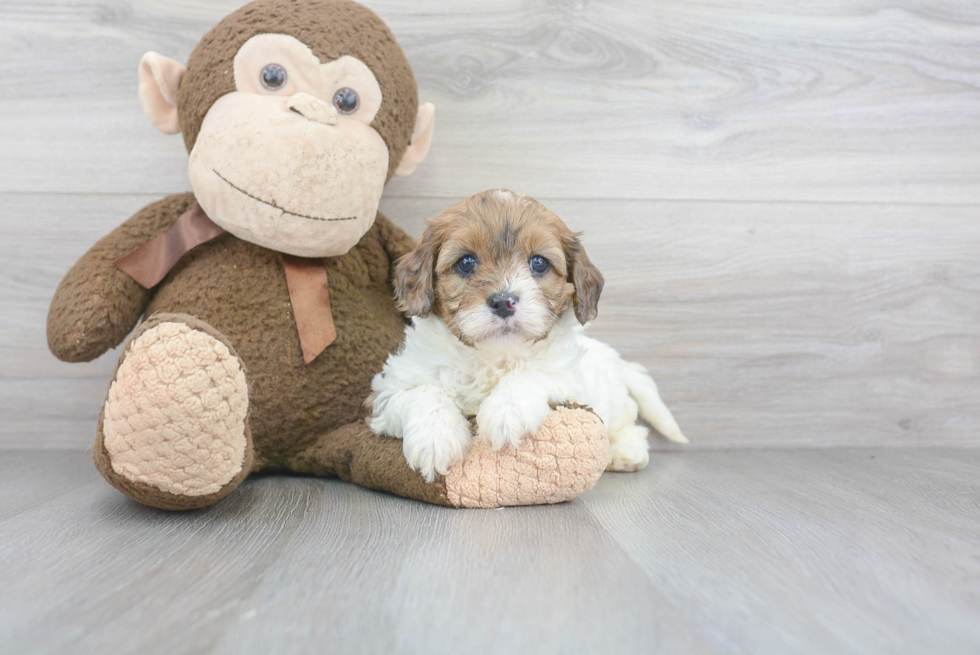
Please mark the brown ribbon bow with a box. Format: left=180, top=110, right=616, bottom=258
left=114, top=206, right=337, bottom=364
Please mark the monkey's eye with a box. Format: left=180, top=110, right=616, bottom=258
left=529, top=255, right=550, bottom=274
left=333, top=87, right=359, bottom=115
left=260, top=64, right=288, bottom=91
left=455, top=255, right=478, bottom=276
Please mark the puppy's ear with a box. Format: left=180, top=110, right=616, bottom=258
left=394, top=227, right=438, bottom=317
left=567, top=236, right=604, bottom=324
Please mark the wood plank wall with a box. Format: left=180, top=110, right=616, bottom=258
left=1, top=0, right=978, bottom=449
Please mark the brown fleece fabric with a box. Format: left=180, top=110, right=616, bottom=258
left=47, top=193, right=198, bottom=363
left=145, top=204, right=411, bottom=470
left=47, top=191, right=413, bottom=467
left=70, top=195, right=424, bottom=510
left=178, top=0, right=418, bottom=181
left=288, top=420, right=454, bottom=507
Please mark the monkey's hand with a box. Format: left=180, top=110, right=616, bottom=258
left=47, top=192, right=197, bottom=363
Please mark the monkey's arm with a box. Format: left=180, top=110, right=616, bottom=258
left=47, top=192, right=197, bottom=362
left=375, top=211, right=417, bottom=266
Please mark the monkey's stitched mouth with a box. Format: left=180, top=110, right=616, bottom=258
left=213, top=170, right=357, bottom=222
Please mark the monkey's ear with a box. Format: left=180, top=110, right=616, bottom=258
left=567, top=237, right=604, bottom=324
left=393, top=227, right=438, bottom=317
left=393, top=103, right=436, bottom=178
left=138, top=52, right=187, bottom=135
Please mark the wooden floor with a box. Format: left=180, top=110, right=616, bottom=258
left=1, top=449, right=978, bottom=655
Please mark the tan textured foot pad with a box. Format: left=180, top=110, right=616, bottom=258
left=102, top=320, right=249, bottom=497
left=444, top=406, right=608, bottom=508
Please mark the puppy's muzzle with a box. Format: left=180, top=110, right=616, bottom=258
left=488, top=292, right=518, bottom=318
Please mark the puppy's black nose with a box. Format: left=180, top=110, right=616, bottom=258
left=488, top=292, right=518, bottom=318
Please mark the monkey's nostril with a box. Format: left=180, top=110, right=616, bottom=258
left=488, top=293, right=519, bottom=318
left=287, top=93, right=338, bottom=125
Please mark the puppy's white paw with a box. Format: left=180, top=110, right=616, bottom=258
left=476, top=392, right=551, bottom=451
left=606, top=440, right=650, bottom=472
left=402, top=404, right=472, bottom=483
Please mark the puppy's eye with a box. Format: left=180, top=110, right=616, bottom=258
left=455, top=255, right=478, bottom=276
left=529, top=255, right=550, bottom=274
left=260, top=64, right=288, bottom=91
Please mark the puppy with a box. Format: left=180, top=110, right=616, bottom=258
left=370, top=189, right=687, bottom=482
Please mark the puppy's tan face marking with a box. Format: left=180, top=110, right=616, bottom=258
left=433, top=212, right=572, bottom=343
left=395, top=189, right=604, bottom=345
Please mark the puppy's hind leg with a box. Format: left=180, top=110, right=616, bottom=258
left=606, top=425, right=651, bottom=472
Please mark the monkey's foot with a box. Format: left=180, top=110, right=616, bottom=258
left=94, top=313, right=253, bottom=510
left=444, top=405, right=608, bottom=508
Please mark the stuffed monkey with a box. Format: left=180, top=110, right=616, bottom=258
left=47, top=0, right=607, bottom=510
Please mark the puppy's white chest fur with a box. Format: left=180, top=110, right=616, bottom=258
left=396, top=312, right=585, bottom=417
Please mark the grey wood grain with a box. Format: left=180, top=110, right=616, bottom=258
left=0, top=450, right=100, bottom=521
left=5, top=192, right=977, bottom=449
left=0, top=449, right=977, bottom=654
left=578, top=448, right=980, bottom=655
left=1, top=0, right=979, bottom=202
left=210, top=483, right=719, bottom=655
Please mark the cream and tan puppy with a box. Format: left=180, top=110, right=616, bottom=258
left=370, top=190, right=687, bottom=482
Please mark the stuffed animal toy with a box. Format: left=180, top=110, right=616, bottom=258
left=47, top=0, right=608, bottom=510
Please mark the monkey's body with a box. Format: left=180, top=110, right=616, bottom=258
left=46, top=0, right=609, bottom=511
left=137, top=194, right=412, bottom=470
left=50, top=191, right=472, bottom=508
